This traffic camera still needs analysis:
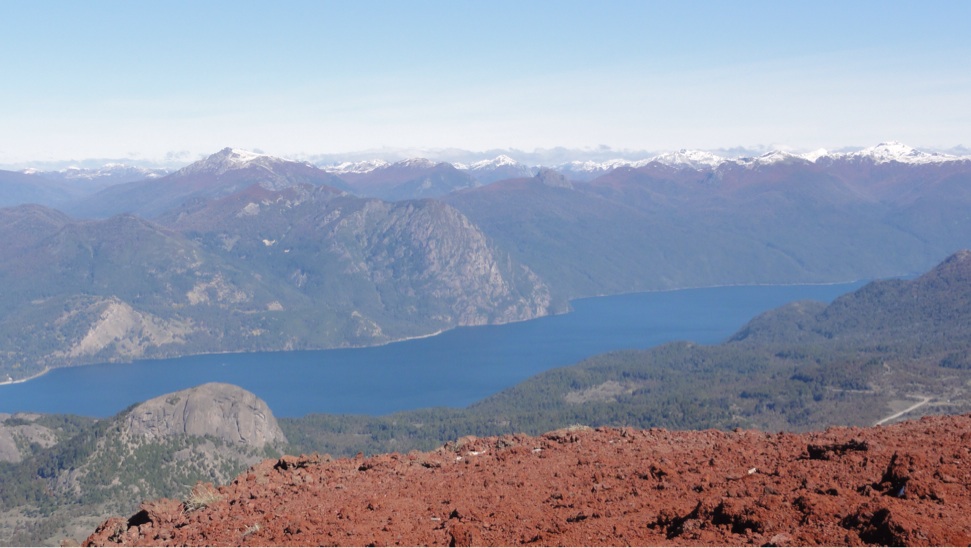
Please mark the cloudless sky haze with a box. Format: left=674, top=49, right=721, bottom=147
left=1, top=0, right=969, bottom=166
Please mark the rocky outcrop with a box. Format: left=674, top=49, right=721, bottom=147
left=123, top=383, right=286, bottom=446
left=53, top=297, right=195, bottom=360
left=0, top=386, right=287, bottom=546
left=85, top=414, right=971, bottom=546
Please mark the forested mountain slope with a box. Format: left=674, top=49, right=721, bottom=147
left=0, top=186, right=552, bottom=382
left=444, top=157, right=971, bottom=297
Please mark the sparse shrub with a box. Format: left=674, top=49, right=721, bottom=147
left=183, top=482, right=222, bottom=512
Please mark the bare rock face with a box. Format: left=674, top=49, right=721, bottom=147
left=123, top=383, right=286, bottom=447
left=85, top=414, right=971, bottom=547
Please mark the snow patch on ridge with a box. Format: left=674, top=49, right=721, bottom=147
left=651, top=149, right=725, bottom=169
left=321, top=159, right=390, bottom=174
left=460, top=155, right=522, bottom=170
left=550, top=141, right=969, bottom=176
left=176, top=148, right=306, bottom=177
left=396, top=158, right=440, bottom=169
left=732, top=150, right=811, bottom=169
left=323, top=158, right=440, bottom=174
left=557, top=150, right=721, bottom=174
left=557, top=158, right=650, bottom=175
left=22, top=164, right=169, bottom=181
left=802, top=148, right=830, bottom=162
left=841, top=141, right=958, bottom=165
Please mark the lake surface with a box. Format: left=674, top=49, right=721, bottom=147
left=0, top=282, right=863, bottom=418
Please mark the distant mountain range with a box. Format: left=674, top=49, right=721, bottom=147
left=0, top=142, right=970, bottom=381
left=6, top=141, right=969, bottom=208
left=444, top=143, right=971, bottom=297
left=0, top=164, right=168, bottom=209
left=326, top=157, right=479, bottom=201
left=65, top=148, right=349, bottom=218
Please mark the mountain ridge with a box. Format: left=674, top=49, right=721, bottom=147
left=312, top=141, right=971, bottom=178
left=332, top=158, right=479, bottom=200
left=67, top=148, right=351, bottom=219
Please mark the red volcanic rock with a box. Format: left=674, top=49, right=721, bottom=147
left=85, top=415, right=971, bottom=547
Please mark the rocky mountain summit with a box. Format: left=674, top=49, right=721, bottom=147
left=85, top=414, right=971, bottom=547
left=123, top=383, right=286, bottom=446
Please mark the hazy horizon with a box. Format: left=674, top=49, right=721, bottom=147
left=4, top=141, right=971, bottom=172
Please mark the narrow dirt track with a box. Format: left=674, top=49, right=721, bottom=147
left=874, top=396, right=932, bottom=426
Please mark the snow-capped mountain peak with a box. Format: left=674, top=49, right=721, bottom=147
left=452, top=155, right=536, bottom=183
left=731, top=150, right=811, bottom=169
left=225, top=148, right=265, bottom=163
left=845, top=141, right=955, bottom=165
left=493, top=154, right=519, bottom=167
left=176, top=148, right=300, bottom=176
left=802, top=148, right=830, bottom=162
left=650, top=149, right=724, bottom=169
left=396, top=158, right=440, bottom=169
left=559, top=158, right=648, bottom=173
left=469, top=155, right=521, bottom=170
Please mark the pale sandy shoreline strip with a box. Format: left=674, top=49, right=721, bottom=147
left=0, top=367, right=51, bottom=386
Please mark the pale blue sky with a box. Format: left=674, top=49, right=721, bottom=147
left=2, top=0, right=969, bottom=166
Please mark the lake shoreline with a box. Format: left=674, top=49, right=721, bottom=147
left=0, top=281, right=866, bottom=419
left=0, top=279, right=870, bottom=387
left=0, top=367, right=50, bottom=386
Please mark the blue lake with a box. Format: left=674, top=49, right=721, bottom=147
left=0, top=282, right=864, bottom=418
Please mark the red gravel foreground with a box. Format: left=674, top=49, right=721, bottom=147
left=85, top=414, right=971, bottom=546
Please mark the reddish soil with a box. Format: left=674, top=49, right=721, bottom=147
left=85, top=414, right=971, bottom=546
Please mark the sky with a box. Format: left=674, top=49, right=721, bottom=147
left=1, top=0, right=970, bottom=167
